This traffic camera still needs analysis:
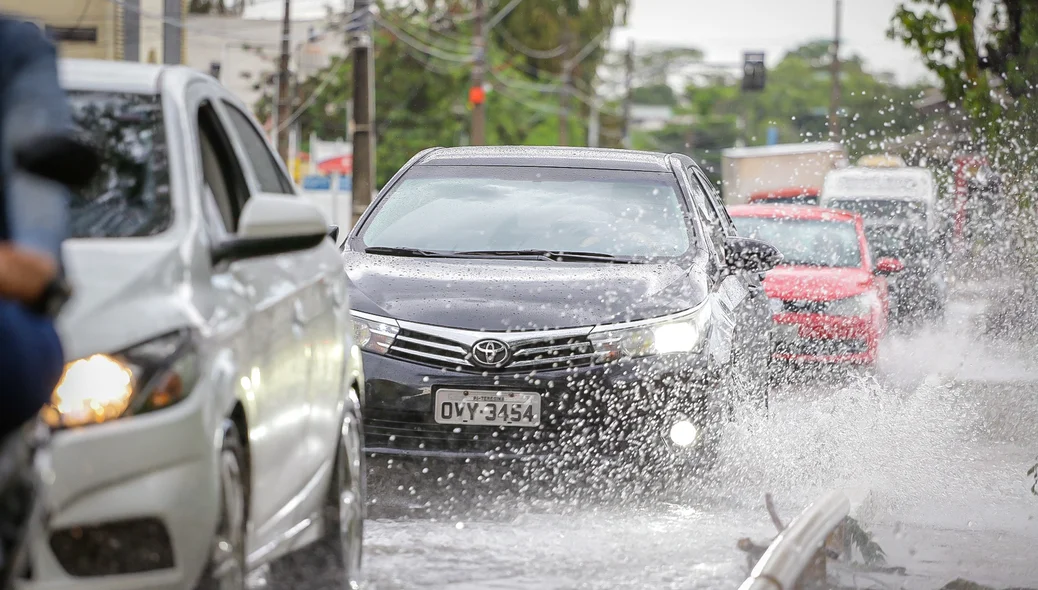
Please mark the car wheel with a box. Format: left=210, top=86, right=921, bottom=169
left=269, top=400, right=365, bottom=590
left=196, top=422, right=247, bottom=590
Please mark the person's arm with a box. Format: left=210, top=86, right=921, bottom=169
left=0, top=301, right=63, bottom=435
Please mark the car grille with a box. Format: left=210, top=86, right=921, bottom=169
left=781, top=300, right=829, bottom=314
left=774, top=337, right=869, bottom=356
left=387, top=328, right=598, bottom=373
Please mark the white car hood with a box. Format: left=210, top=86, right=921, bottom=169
left=57, top=239, right=198, bottom=361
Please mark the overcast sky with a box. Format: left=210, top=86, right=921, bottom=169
left=613, top=0, right=935, bottom=85
left=243, top=0, right=935, bottom=85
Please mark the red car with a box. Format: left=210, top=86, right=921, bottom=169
left=727, top=204, right=903, bottom=366
left=748, top=187, right=820, bottom=206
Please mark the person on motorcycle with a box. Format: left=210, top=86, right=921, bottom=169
left=0, top=17, right=92, bottom=439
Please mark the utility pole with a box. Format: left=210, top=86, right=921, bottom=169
left=621, top=39, right=634, bottom=148
left=351, top=0, right=375, bottom=225
left=470, top=0, right=487, bottom=146
left=559, top=30, right=574, bottom=146
left=276, top=0, right=292, bottom=161
left=587, top=98, right=600, bottom=147
left=829, top=0, right=842, bottom=140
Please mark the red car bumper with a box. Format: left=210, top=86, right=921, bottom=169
left=771, top=312, right=882, bottom=365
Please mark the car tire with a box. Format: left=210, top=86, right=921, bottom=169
left=195, top=422, right=247, bottom=590
left=268, top=400, right=365, bottom=590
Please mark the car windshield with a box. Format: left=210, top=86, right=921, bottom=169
left=864, top=223, right=929, bottom=260
left=358, top=165, right=692, bottom=259
left=67, top=91, right=172, bottom=238
left=732, top=216, right=862, bottom=268
left=826, top=197, right=928, bottom=222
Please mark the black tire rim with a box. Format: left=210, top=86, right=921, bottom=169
left=210, top=442, right=246, bottom=590
left=337, top=408, right=364, bottom=589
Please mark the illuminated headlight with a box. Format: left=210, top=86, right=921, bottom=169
left=768, top=297, right=785, bottom=314
left=825, top=292, right=880, bottom=317
left=350, top=311, right=399, bottom=354
left=588, top=304, right=711, bottom=361
left=41, top=330, right=199, bottom=429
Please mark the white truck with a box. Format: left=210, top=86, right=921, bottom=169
left=721, top=142, right=848, bottom=205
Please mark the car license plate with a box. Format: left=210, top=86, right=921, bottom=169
left=434, top=389, right=541, bottom=427
left=774, top=324, right=801, bottom=343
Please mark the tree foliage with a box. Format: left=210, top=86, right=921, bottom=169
left=889, top=0, right=1038, bottom=141
left=630, top=42, right=927, bottom=180
left=278, top=0, right=629, bottom=187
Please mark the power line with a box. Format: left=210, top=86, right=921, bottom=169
left=103, top=0, right=358, bottom=45
left=371, top=13, right=473, bottom=63
left=496, top=26, right=566, bottom=59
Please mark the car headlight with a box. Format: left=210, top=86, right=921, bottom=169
left=825, top=292, right=879, bottom=317
left=41, top=330, right=200, bottom=430
left=350, top=311, right=399, bottom=354
left=588, top=304, right=711, bottom=361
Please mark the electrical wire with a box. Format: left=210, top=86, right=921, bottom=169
left=371, top=13, right=473, bottom=63
left=103, top=0, right=361, bottom=45
left=496, top=25, right=566, bottom=59
left=277, top=47, right=352, bottom=132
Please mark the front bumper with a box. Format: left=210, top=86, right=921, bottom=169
left=771, top=312, right=881, bottom=365
left=17, top=390, right=218, bottom=590
left=361, top=349, right=718, bottom=462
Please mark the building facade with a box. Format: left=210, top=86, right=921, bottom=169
left=0, top=0, right=187, bottom=63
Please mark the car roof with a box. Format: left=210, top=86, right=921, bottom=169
left=727, top=203, right=861, bottom=223
left=416, top=145, right=674, bottom=172
left=58, top=58, right=207, bottom=97
left=748, top=187, right=821, bottom=200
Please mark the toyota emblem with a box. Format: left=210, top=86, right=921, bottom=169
left=470, top=339, right=511, bottom=368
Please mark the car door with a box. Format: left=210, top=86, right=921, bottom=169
left=215, top=97, right=347, bottom=515
left=687, top=164, right=772, bottom=391
left=189, top=84, right=313, bottom=548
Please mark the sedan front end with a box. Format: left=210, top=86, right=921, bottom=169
left=354, top=305, right=721, bottom=468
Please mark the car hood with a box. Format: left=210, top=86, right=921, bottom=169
left=57, top=239, right=196, bottom=360
left=763, top=265, right=872, bottom=302
left=343, top=252, right=709, bottom=330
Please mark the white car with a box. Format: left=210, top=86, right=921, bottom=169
left=18, top=59, right=365, bottom=590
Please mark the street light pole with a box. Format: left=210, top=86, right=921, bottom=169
left=276, top=0, right=292, bottom=161
left=350, top=0, right=375, bottom=225
left=470, top=0, right=487, bottom=146
left=829, top=0, right=842, bottom=140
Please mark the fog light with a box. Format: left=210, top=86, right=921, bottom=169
left=669, top=420, right=699, bottom=447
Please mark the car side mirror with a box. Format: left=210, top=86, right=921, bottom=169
left=874, top=257, right=904, bottom=275
left=724, top=236, right=782, bottom=273
left=212, top=193, right=330, bottom=265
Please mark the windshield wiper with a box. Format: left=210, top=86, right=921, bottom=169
left=364, top=246, right=460, bottom=258
left=453, top=249, right=632, bottom=263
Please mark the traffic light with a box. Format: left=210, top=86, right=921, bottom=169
left=742, top=51, right=766, bottom=91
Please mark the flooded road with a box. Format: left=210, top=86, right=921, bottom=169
left=353, top=293, right=1038, bottom=590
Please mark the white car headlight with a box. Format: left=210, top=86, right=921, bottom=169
left=588, top=304, right=711, bottom=361
left=825, top=292, right=879, bottom=317
left=350, top=311, right=400, bottom=354
left=41, top=330, right=199, bottom=429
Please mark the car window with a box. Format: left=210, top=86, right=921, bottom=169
left=197, top=101, right=250, bottom=232
left=66, top=91, right=172, bottom=238
left=731, top=216, right=863, bottom=268
left=360, top=165, right=693, bottom=260
left=691, top=167, right=735, bottom=237
left=221, top=101, right=295, bottom=195
left=683, top=168, right=727, bottom=255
